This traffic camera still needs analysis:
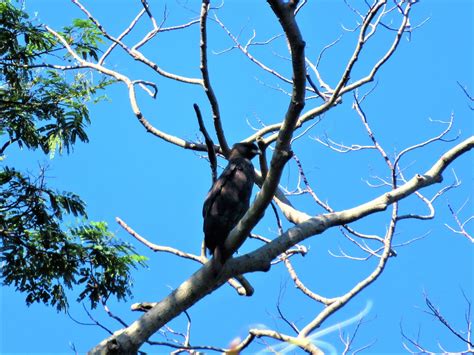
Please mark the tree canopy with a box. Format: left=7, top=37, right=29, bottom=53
left=0, top=0, right=146, bottom=311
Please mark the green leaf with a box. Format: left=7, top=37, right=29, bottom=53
left=47, top=134, right=62, bottom=159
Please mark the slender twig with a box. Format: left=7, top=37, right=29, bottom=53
left=72, top=0, right=202, bottom=84
left=116, top=217, right=252, bottom=296
left=306, top=74, right=327, bottom=101
left=199, top=0, right=229, bottom=156
left=82, top=304, right=114, bottom=335
left=251, top=0, right=414, bottom=146
left=99, top=8, right=146, bottom=65
left=457, top=81, right=474, bottom=110
left=102, top=300, right=128, bottom=328
left=284, top=258, right=336, bottom=305
left=424, top=295, right=474, bottom=347
left=276, top=290, right=300, bottom=334
left=394, top=113, right=456, bottom=170
left=194, top=103, right=217, bottom=182
left=445, top=200, right=474, bottom=243
left=213, top=14, right=292, bottom=86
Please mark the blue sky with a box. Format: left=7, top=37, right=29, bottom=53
left=1, top=0, right=473, bottom=353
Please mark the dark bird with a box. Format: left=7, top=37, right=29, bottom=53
left=202, top=142, right=260, bottom=263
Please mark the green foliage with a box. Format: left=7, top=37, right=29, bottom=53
left=0, top=1, right=146, bottom=311
left=0, top=168, right=147, bottom=311
left=72, top=222, right=148, bottom=308
left=0, top=0, right=110, bottom=156
left=64, top=18, right=104, bottom=62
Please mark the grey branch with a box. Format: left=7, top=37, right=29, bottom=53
left=90, top=136, right=473, bottom=353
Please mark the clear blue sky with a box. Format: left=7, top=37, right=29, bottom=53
left=1, top=0, right=473, bottom=353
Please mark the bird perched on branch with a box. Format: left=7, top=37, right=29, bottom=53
left=202, top=142, right=260, bottom=264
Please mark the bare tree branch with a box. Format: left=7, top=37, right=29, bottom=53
left=402, top=292, right=474, bottom=353
left=193, top=103, right=217, bottom=182
left=199, top=0, right=230, bottom=156
left=71, top=0, right=202, bottom=84
left=90, top=136, right=473, bottom=352
left=445, top=200, right=474, bottom=243
left=424, top=295, right=474, bottom=348
left=115, top=217, right=252, bottom=296
left=35, top=1, right=469, bottom=353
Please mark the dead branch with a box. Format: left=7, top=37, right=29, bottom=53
left=445, top=200, right=474, bottom=243
left=193, top=103, right=217, bottom=182
left=199, top=0, right=230, bottom=156
left=45, top=25, right=209, bottom=152
left=401, top=292, right=474, bottom=353
left=90, top=131, right=472, bottom=353
left=41, top=1, right=471, bottom=353
left=72, top=0, right=201, bottom=84
left=115, top=217, right=252, bottom=296
left=250, top=0, right=415, bottom=146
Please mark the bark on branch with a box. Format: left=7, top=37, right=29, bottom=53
left=89, top=137, right=473, bottom=353
left=89, top=0, right=307, bottom=352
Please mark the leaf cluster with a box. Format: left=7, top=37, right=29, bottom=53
left=0, top=1, right=146, bottom=312
left=0, top=0, right=110, bottom=156
left=0, top=167, right=147, bottom=311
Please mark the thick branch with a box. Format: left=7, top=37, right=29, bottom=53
left=233, top=136, right=474, bottom=271
left=222, top=0, right=307, bottom=255
left=116, top=217, right=252, bottom=296
left=45, top=25, right=208, bottom=152
left=89, top=137, right=473, bottom=353
left=127, top=82, right=208, bottom=151
left=89, top=1, right=307, bottom=352
left=245, top=0, right=414, bottom=145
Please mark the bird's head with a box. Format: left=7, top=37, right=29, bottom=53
left=230, top=142, right=260, bottom=160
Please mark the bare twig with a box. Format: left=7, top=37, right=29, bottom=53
left=394, top=113, right=457, bottom=170
left=45, top=24, right=209, bottom=152
left=213, top=14, right=292, bottom=86
left=199, top=0, right=230, bottom=156
left=340, top=316, right=375, bottom=355
left=99, top=8, right=146, bottom=65
left=457, top=81, right=474, bottom=110
left=402, top=292, right=474, bottom=353
left=193, top=103, right=217, bottom=182
left=445, top=200, right=474, bottom=243
left=424, top=295, right=474, bottom=348
left=116, top=217, right=203, bottom=262
left=82, top=304, right=114, bottom=336
left=102, top=300, right=128, bottom=328
left=284, top=257, right=336, bottom=305
left=115, top=217, right=252, bottom=296
left=72, top=0, right=201, bottom=84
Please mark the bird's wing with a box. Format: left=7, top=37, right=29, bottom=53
left=202, top=162, right=240, bottom=218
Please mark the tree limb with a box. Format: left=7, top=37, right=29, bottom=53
left=199, top=0, right=230, bottom=156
